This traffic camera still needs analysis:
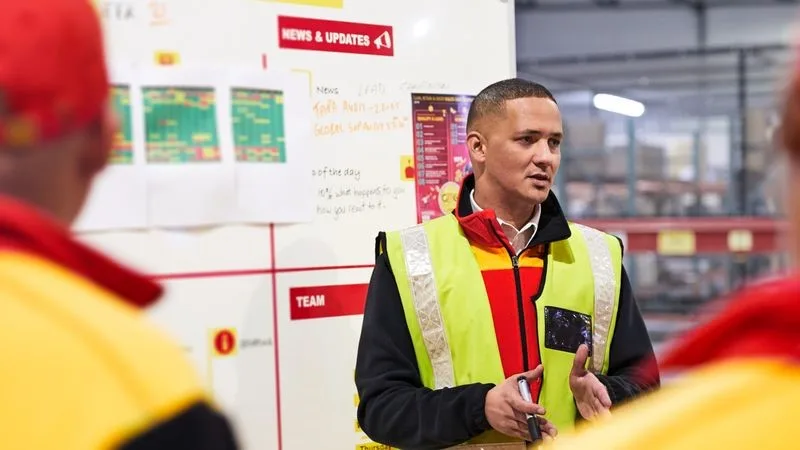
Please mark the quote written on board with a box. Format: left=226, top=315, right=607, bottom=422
left=312, top=166, right=406, bottom=220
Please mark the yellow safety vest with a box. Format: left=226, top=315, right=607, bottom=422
left=0, top=252, right=212, bottom=449
left=384, top=214, right=623, bottom=447
left=548, top=359, right=800, bottom=450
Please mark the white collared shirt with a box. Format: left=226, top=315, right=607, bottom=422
left=470, top=189, right=541, bottom=255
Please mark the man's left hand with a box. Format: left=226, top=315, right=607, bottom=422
left=569, top=344, right=612, bottom=421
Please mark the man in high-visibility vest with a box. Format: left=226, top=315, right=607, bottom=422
left=355, top=78, right=659, bottom=449
left=546, top=47, right=800, bottom=450
left=0, top=1, right=238, bottom=448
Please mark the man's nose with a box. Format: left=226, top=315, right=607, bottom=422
left=532, top=139, right=554, bottom=164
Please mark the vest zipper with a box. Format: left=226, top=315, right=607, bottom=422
left=532, top=245, right=549, bottom=400
left=510, top=254, right=529, bottom=372
left=488, top=221, right=530, bottom=373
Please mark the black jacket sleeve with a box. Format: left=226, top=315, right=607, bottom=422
left=355, top=250, right=494, bottom=449
left=118, top=402, right=239, bottom=450
left=594, top=265, right=661, bottom=405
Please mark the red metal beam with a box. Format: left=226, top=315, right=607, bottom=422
left=578, top=217, right=789, bottom=254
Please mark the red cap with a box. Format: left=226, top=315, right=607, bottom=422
left=0, top=0, right=108, bottom=147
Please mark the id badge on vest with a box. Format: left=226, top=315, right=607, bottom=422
left=543, top=306, right=592, bottom=356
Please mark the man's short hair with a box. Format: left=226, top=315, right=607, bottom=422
left=466, top=78, right=556, bottom=131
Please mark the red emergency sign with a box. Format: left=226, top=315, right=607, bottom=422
left=213, top=329, right=237, bottom=356
left=277, top=16, right=394, bottom=57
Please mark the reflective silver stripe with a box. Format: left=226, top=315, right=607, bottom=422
left=573, top=224, right=616, bottom=374
left=399, top=225, right=455, bottom=389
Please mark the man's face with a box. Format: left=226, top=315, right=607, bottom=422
left=479, top=97, right=563, bottom=206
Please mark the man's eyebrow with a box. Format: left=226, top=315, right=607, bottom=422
left=516, top=129, right=564, bottom=138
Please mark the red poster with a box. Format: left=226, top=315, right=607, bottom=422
left=277, top=16, right=394, bottom=57
left=411, top=93, right=475, bottom=223
left=289, top=284, right=369, bottom=321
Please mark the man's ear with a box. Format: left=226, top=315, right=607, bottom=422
left=467, top=130, right=486, bottom=164
left=80, top=106, right=117, bottom=177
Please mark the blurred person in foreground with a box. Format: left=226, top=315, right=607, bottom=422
left=546, top=67, right=800, bottom=450
left=0, top=1, right=238, bottom=449
left=356, top=78, right=659, bottom=449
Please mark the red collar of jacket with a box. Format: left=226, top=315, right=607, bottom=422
left=453, top=173, right=571, bottom=248
left=0, top=195, right=161, bottom=308
left=660, top=275, right=800, bottom=369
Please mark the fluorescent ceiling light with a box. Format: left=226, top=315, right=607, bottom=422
left=592, top=93, right=645, bottom=117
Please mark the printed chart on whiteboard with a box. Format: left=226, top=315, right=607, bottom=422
left=232, top=88, right=287, bottom=163
left=411, top=93, right=474, bottom=223
left=143, top=86, right=221, bottom=163
left=110, top=85, right=134, bottom=165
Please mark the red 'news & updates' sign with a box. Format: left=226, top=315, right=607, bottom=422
left=277, top=16, right=394, bottom=57
left=289, top=284, right=369, bottom=321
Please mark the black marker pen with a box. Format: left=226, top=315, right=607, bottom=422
left=516, top=376, right=543, bottom=443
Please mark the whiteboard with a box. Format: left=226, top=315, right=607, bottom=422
left=84, top=0, right=516, bottom=448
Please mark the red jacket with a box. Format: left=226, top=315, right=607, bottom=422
left=456, top=188, right=549, bottom=379
left=0, top=196, right=161, bottom=307
left=661, top=274, right=800, bottom=369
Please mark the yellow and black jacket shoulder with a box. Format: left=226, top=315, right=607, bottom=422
left=0, top=244, right=238, bottom=450
left=547, top=275, right=800, bottom=450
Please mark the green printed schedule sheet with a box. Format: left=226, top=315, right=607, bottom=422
left=143, top=86, right=221, bottom=163
left=231, top=88, right=286, bottom=163
left=110, top=85, right=134, bottom=164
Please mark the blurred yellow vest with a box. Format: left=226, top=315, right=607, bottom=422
left=0, top=251, right=210, bottom=450
left=548, top=359, right=800, bottom=449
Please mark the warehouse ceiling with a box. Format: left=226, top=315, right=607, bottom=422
left=518, top=45, right=792, bottom=118
left=516, top=0, right=799, bottom=12
left=515, top=0, right=799, bottom=118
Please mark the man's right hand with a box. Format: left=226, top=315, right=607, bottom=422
left=484, top=365, right=557, bottom=441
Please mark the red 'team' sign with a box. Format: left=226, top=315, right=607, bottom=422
left=277, top=16, right=394, bottom=57
left=289, top=283, right=369, bottom=321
